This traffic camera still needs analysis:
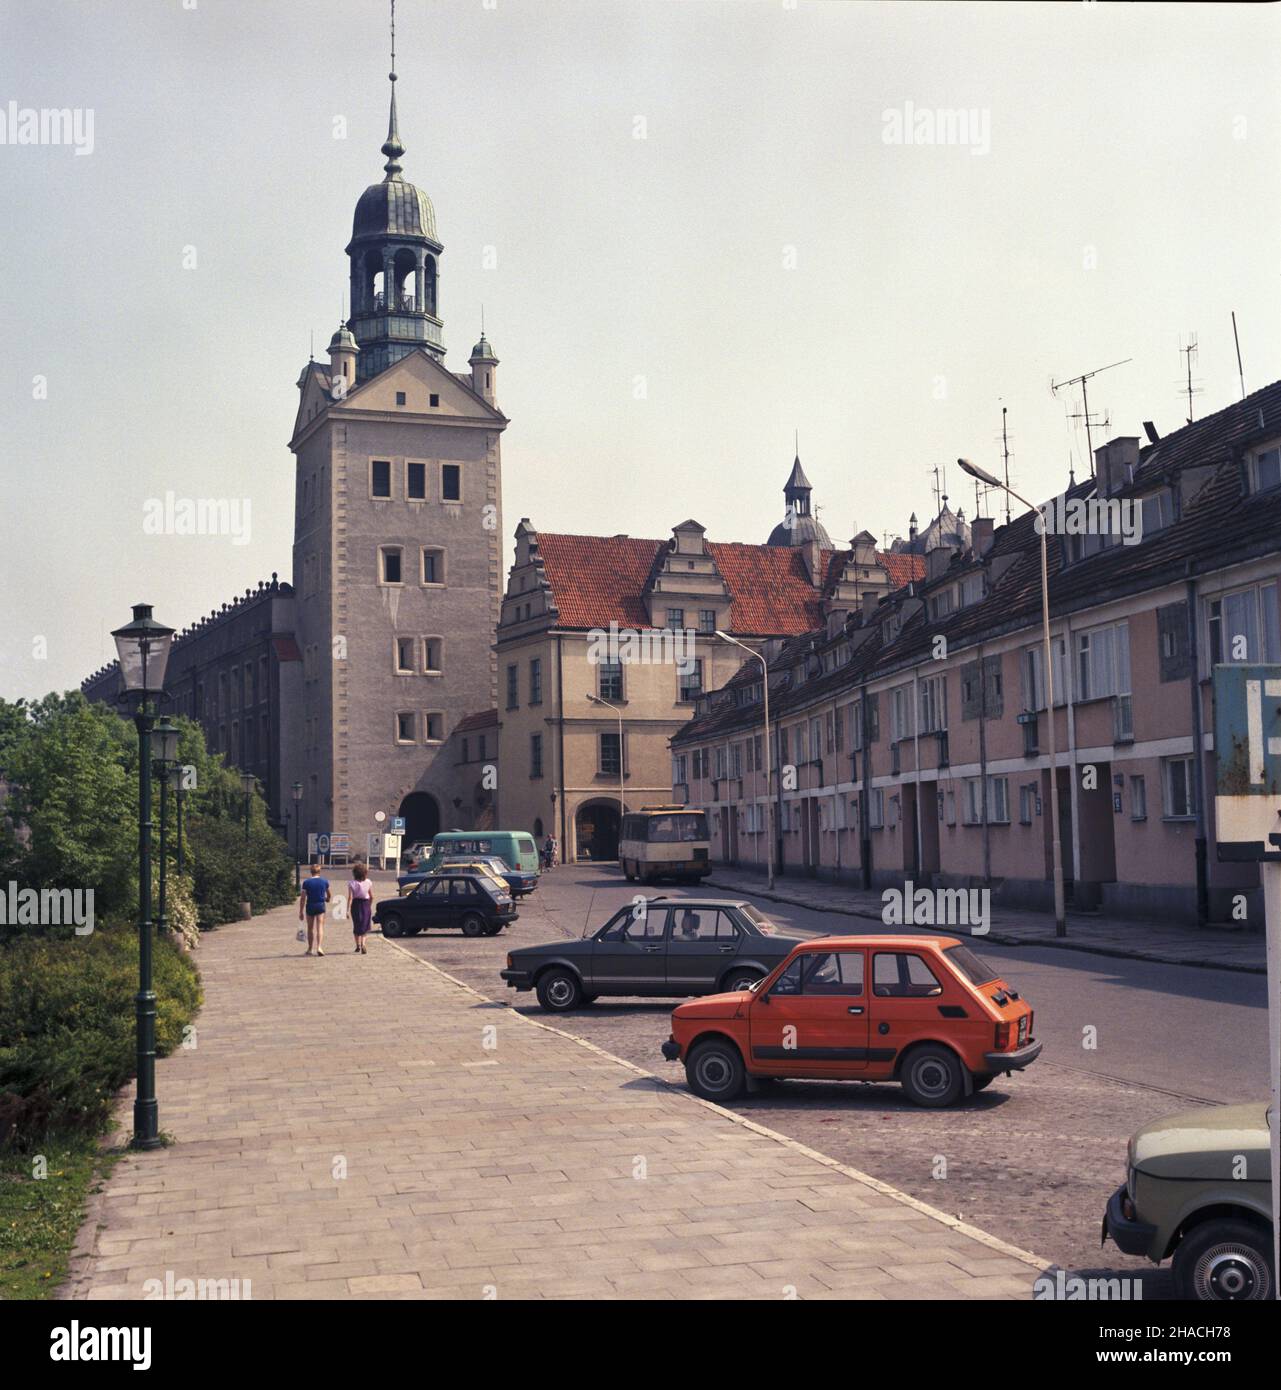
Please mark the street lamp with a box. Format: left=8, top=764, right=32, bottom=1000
left=716, top=632, right=775, bottom=889
left=241, top=772, right=255, bottom=844
left=153, top=719, right=179, bottom=949
left=587, top=693, right=625, bottom=857
left=958, top=457, right=1066, bottom=937
left=291, top=781, right=304, bottom=888
left=110, top=603, right=175, bottom=1151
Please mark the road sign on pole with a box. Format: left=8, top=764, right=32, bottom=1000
left=1212, top=663, right=1281, bottom=1298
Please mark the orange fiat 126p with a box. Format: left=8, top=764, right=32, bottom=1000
left=660, top=935, right=1040, bottom=1108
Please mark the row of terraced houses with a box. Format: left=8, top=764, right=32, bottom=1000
left=666, top=385, right=1281, bottom=925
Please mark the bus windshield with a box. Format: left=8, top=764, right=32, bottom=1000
left=646, top=813, right=708, bottom=843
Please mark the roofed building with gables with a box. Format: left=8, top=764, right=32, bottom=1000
left=495, top=460, right=924, bottom=862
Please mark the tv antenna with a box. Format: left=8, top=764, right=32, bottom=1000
left=1232, top=311, right=1246, bottom=401
left=1051, top=357, right=1131, bottom=477
left=989, top=403, right=1014, bottom=524
left=1178, top=334, right=1202, bottom=424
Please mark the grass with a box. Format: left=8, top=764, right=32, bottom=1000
left=0, top=1138, right=118, bottom=1300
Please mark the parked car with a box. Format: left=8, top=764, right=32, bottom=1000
left=1102, top=1101, right=1273, bottom=1300
left=659, top=934, right=1040, bottom=1108
left=500, top=899, right=802, bottom=1012
left=397, top=858, right=510, bottom=897
left=399, top=853, right=538, bottom=897
left=376, top=872, right=517, bottom=938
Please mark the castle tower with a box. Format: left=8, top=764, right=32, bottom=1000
left=285, top=19, right=508, bottom=851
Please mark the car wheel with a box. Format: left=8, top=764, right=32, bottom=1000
left=685, top=1039, right=746, bottom=1103
left=970, top=1073, right=995, bottom=1092
left=900, top=1044, right=966, bottom=1108
left=535, top=968, right=582, bottom=1012
left=721, top=969, right=762, bottom=993
left=1174, top=1219, right=1274, bottom=1301
left=381, top=915, right=403, bottom=938
left=460, top=913, right=486, bottom=938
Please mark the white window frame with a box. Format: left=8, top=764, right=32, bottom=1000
left=1076, top=621, right=1131, bottom=703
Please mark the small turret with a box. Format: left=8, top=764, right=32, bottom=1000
left=469, top=332, right=498, bottom=407
left=327, top=322, right=359, bottom=396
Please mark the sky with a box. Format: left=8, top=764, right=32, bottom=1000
left=2, top=0, right=1279, bottom=700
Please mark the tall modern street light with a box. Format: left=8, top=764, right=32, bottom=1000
left=153, top=719, right=179, bottom=947
left=241, top=772, right=255, bottom=844
left=716, top=631, right=775, bottom=889
left=586, top=693, right=625, bottom=853
left=291, top=781, right=304, bottom=888
left=957, top=458, right=1067, bottom=937
left=111, top=603, right=175, bottom=1150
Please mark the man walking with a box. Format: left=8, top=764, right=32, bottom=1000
left=298, top=862, right=331, bottom=956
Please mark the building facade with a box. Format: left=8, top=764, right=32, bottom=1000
left=495, top=464, right=923, bottom=861
left=670, top=385, right=1281, bottom=924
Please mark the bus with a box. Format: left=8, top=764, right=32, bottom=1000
left=619, top=806, right=711, bottom=884
left=421, top=831, right=541, bottom=878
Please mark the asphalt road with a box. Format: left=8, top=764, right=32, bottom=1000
left=376, top=865, right=1268, bottom=1296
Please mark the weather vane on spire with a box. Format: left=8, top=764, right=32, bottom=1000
left=382, top=0, right=404, bottom=179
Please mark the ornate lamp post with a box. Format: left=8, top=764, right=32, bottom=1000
left=958, top=457, right=1066, bottom=937
left=153, top=719, right=180, bottom=946
left=291, top=781, right=304, bottom=888
left=111, top=603, right=175, bottom=1151
left=241, top=772, right=255, bottom=844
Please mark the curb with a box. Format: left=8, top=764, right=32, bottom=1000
left=378, top=934, right=1051, bottom=1280
left=706, top=877, right=1266, bottom=976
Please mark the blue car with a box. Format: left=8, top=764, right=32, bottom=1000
left=399, top=854, right=539, bottom=898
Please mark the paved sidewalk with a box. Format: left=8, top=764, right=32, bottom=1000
left=706, top=868, right=1266, bottom=974
left=64, top=903, right=1047, bottom=1301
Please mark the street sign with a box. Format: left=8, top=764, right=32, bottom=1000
left=383, top=833, right=402, bottom=863
left=314, top=833, right=330, bottom=856
left=391, top=816, right=406, bottom=834
left=367, top=833, right=382, bottom=863
left=329, top=833, right=351, bottom=861
left=1212, top=664, right=1281, bottom=860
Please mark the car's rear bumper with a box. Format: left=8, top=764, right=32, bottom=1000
left=1102, top=1183, right=1157, bottom=1257
left=660, top=1038, right=682, bottom=1061
left=982, top=1039, right=1042, bottom=1071
left=500, top=968, right=533, bottom=990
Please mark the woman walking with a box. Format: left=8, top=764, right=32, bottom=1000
left=347, top=861, right=373, bottom=954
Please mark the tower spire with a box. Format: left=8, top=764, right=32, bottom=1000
left=381, top=1, right=404, bottom=180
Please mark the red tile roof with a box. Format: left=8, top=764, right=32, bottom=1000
left=532, top=533, right=921, bottom=637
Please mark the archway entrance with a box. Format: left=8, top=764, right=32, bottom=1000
left=575, top=801, right=621, bottom=862
left=398, top=792, right=440, bottom=847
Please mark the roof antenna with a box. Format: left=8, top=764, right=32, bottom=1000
left=1178, top=333, right=1201, bottom=425
left=1000, top=405, right=1012, bottom=525
left=1051, top=357, right=1131, bottom=477
left=1232, top=311, right=1246, bottom=401
left=309, top=328, right=314, bottom=362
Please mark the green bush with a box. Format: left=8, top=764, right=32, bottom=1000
left=0, top=924, right=201, bottom=1148
left=187, top=813, right=294, bottom=929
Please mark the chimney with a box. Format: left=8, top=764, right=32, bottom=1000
left=861, top=591, right=879, bottom=621
left=972, top=517, right=994, bottom=556
left=926, top=545, right=953, bottom=582
left=1094, top=436, right=1141, bottom=494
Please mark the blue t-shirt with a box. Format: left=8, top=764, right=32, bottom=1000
left=302, top=876, right=330, bottom=915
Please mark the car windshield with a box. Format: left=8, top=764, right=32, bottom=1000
left=737, top=903, right=778, bottom=935
left=646, top=813, right=708, bottom=842
left=943, top=943, right=1000, bottom=986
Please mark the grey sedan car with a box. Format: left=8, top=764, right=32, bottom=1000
left=500, top=898, right=803, bottom=1012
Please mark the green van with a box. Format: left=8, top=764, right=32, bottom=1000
left=425, top=831, right=541, bottom=878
